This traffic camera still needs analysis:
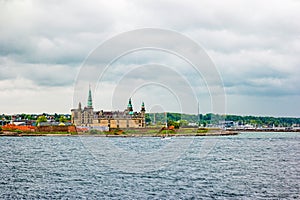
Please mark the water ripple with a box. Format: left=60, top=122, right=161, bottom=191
left=0, top=132, right=299, bottom=199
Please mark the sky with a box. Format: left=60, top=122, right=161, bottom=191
left=0, top=0, right=300, bottom=117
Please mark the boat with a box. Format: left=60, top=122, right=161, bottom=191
left=161, top=136, right=171, bottom=140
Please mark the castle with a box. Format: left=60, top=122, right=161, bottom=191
left=71, top=87, right=146, bottom=128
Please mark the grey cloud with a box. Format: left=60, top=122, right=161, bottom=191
left=0, top=57, right=78, bottom=87
left=132, top=0, right=300, bottom=36
left=0, top=0, right=299, bottom=116
left=0, top=0, right=115, bottom=64
left=220, top=64, right=299, bottom=96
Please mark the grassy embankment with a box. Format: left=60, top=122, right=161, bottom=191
left=0, top=126, right=238, bottom=137
left=83, top=127, right=237, bottom=137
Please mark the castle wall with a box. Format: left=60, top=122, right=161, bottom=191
left=71, top=111, right=146, bottom=128
left=71, top=98, right=145, bottom=128
left=100, top=120, right=109, bottom=126
left=129, top=120, right=139, bottom=128
left=119, top=120, right=127, bottom=128
left=110, top=120, right=117, bottom=128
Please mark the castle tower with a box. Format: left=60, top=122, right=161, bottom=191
left=87, top=85, right=93, bottom=108
left=141, top=102, right=145, bottom=114
left=71, top=102, right=82, bottom=125
left=141, top=102, right=146, bottom=127
left=83, top=85, right=94, bottom=125
left=127, top=98, right=133, bottom=112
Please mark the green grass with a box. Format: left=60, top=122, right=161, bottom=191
left=159, top=129, right=176, bottom=135
left=145, top=129, right=160, bottom=134
left=197, top=128, right=209, bottom=133
left=123, top=129, right=138, bottom=134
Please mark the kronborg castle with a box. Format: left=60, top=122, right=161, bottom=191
left=71, top=87, right=146, bottom=128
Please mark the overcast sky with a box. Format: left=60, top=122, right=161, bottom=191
left=0, top=0, right=299, bottom=117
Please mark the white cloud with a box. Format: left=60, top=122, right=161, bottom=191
left=0, top=0, right=299, bottom=116
left=0, top=78, right=74, bottom=114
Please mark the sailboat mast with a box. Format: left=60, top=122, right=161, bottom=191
left=198, top=101, right=200, bottom=126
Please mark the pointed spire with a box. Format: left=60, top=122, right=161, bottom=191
left=141, top=101, right=145, bottom=112
left=127, top=98, right=133, bottom=112
left=87, top=84, right=93, bottom=108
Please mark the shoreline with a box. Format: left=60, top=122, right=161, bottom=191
left=0, top=128, right=300, bottom=137
left=0, top=131, right=239, bottom=137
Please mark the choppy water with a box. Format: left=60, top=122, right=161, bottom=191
left=0, top=132, right=299, bottom=199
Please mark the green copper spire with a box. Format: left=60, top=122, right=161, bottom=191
left=141, top=101, right=145, bottom=111
left=127, top=98, right=133, bottom=111
left=87, top=85, right=93, bottom=108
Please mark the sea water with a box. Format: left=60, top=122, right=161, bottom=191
left=0, top=132, right=299, bottom=199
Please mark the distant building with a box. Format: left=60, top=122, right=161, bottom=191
left=71, top=87, right=146, bottom=128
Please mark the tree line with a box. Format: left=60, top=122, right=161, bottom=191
left=145, top=113, right=300, bottom=127
left=1, top=113, right=71, bottom=122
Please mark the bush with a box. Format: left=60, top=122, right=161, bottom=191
left=167, top=120, right=180, bottom=129
left=160, top=129, right=176, bottom=135
left=15, top=130, right=23, bottom=134
left=109, top=128, right=124, bottom=135
left=89, top=129, right=103, bottom=134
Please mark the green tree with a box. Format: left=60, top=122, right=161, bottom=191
left=54, top=113, right=59, bottom=121
left=145, top=113, right=151, bottom=123
left=167, top=120, right=180, bottom=129
left=59, top=115, right=67, bottom=123
left=36, top=116, right=47, bottom=125
left=179, top=120, right=189, bottom=127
